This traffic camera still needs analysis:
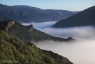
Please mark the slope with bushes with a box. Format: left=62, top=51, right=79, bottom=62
left=0, top=30, right=73, bottom=64
left=0, top=20, right=74, bottom=42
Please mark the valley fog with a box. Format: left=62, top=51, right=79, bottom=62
left=22, top=21, right=95, bottom=64
left=35, top=40, right=95, bottom=64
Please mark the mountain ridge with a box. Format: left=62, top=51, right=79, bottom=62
left=0, top=4, right=78, bottom=23
left=0, top=20, right=74, bottom=42
left=52, top=6, right=95, bottom=28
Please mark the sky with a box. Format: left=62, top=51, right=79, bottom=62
left=0, top=0, right=95, bottom=11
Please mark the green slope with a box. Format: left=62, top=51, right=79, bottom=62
left=0, top=20, right=74, bottom=42
left=0, top=30, right=73, bottom=64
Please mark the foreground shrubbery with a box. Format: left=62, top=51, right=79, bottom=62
left=0, top=31, right=73, bottom=64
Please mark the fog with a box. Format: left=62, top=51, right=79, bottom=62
left=22, top=21, right=57, bottom=29
left=34, top=40, right=95, bottom=64
left=22, top=21, right=95, bottom=64
left=39, top=26, right=95, bottom=39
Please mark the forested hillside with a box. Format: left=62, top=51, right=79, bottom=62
left=0, top=20, right=74, bottom=42
left=0, top=30, right=73, bottom=64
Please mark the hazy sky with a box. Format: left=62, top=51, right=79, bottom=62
left=0, top=0, right=95, bottom=11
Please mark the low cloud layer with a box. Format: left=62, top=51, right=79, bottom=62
left=35, top=40, right=95, bottom=64
left=39, top=26, right=95, bottom=39
left=21, top=21, right=57, bottom=29
left=22, top=21, right=95, bottom=64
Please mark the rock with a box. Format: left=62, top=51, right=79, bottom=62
left=28, top=24, right=34, bottom=32
left=6, top=21, right=15, bottom=31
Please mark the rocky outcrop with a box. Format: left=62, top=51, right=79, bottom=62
left=28, top=24, right=34, bottom=32
left=5, top=21, right=15, bottom=31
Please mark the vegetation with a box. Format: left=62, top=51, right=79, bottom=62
left=0, top=20, right=74, bottom=42
left=0, top=4, right=78, bottom=22
left=52, top=6, right=95, bottom=28
left=0, top=30, right=73, bottom=64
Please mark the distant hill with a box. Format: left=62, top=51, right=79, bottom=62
left=0, top=4, right=78, bottom=23
left=0, top=20, right=74, bottom=42
left=0, top=30, right=73, bottom=64
left=52, top=6, right=95, bottom=28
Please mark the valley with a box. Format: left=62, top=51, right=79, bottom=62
left=0, top=1, right=95, bottom=64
